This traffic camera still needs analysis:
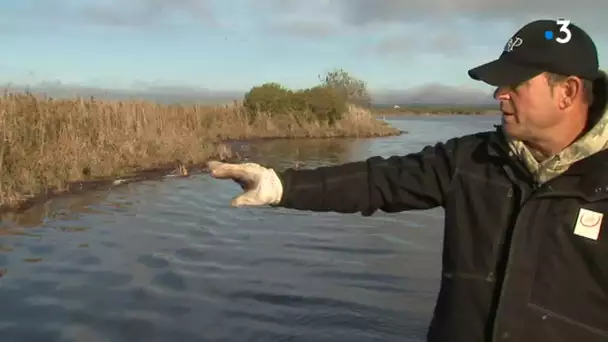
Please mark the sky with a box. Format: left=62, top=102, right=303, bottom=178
left=1, top=0, right=608, bottom=102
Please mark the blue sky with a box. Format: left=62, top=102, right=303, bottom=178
left=1, top=0, right=607, bottom=95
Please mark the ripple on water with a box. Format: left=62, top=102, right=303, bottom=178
left=174, top=247, right=207, bottom=262
left=86, top=271, right=134, bottom=288
left=76, top=255, right=102, bottom=266
left=222, top=289, right=412, bottom=340
left=0, top=254, right=8, bottom=267
left=283, top=242, right=394, bottom=256
left=150, top=270, right=187, bottom=291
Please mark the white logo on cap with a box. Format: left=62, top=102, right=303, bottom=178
left=556, top=18, right=572, bottom=44
left=504, top=36, right=523, bottom=52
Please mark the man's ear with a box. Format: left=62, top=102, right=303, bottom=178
left=555, top=77, right=581, bottom=109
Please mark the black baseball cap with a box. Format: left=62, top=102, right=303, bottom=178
left=468, top=19, right=599, bottom=86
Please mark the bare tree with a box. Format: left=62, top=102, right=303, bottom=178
left=319, top=68, right=372, bottom=108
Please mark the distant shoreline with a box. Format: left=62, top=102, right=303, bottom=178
left=372, top=106, right=500, bottom=116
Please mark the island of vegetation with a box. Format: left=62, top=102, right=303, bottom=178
left=0, top=69, right=402, bottom=213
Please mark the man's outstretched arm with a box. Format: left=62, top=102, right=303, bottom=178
left=276, top=139, right=458, bottom=215
left=207, top=137, right=460, bottom=215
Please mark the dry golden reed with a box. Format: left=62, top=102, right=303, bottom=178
left=0, top=92, right=398, bottom=208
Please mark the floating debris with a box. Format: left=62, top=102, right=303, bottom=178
left=0, top=245, right=14, bottom=252
left=59, top=226, right=90, bottom=233
left=179, top=163, right=189, bottom=176
left=23, top=257, right=43, bottom=263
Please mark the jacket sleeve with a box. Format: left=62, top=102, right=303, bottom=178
left=275, top=137, right=460, bottom=216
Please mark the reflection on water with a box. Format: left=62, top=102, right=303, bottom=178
left=0, top=115, right=499, bottom=342
left=227, top=137, right=367, bottom=170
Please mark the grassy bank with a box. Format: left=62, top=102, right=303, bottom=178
left=0, top=91, right=399, bottom=211
left=373, top=106, right=500, bottom=116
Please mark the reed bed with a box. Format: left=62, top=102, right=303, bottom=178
left=0, top=92, right=399, bottom=208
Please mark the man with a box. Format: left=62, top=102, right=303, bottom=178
left=207, top=19, right=608, bottom=342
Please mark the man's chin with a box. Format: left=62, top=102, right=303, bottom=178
left=501, top=122, right=523, bottom=139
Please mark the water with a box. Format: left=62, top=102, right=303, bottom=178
left=0, top=115, right=500, bottom=342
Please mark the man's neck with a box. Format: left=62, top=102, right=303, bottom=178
left=525, top=139, right=571, bottom=160
left=525, top=111, right=588, bottom=157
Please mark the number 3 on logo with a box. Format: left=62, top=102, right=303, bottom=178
left=556, top=18, right=572, bottom=44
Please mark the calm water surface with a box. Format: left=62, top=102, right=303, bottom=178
left=0, top=115, right=499, bottom=342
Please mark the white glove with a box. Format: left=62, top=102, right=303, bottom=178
left=206, top=161, right=284, bottom=207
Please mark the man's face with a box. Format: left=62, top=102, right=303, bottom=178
left=494, top=73, right=563, bottom=142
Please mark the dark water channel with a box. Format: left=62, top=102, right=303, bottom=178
left=0, top=115, right=500, bottom=342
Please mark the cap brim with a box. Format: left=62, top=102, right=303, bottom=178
left=468, top=57, right=544, bottom=87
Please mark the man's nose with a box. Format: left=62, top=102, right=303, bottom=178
left=493, top=87, right=511, bottom=101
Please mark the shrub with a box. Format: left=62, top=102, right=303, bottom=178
left=242, top=68, right=370, bottom=125
left=295, top=86, right=347, bottom=124
left=242, top=82, right=293, bottom=119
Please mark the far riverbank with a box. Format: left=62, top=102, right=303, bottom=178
left=373, top=106, right=500, bottom=116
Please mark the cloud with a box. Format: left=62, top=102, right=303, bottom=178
left=372, top=84, right=495, bottom=106
left=247, top=0, right=608, bottom=62
left=258, top=0, right=341, bottom=38
left=260, top=0, right=333, bottom=15
left=7, top=81, right=242, bottom=105
left=5, top=0, right=217, bottom=30
left=81, top=0, right=216, bottom=28
left=330, top=0, right=608, bottom=28
left=6, top=80, right=495, bottom=106
left=265, top=19, right=338, bottom=38
left=369, top=29, right=467, bottom=58
left=14, top=0, right=608, bottom=41
left=257, top=0, right=607, bottom=31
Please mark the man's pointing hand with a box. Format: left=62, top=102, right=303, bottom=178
left=206, top=161, right=283, bottom=207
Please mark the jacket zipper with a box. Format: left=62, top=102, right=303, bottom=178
left=491, top=183, right=536, bottom=341
left=486, top=187, right=515, bottom=283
